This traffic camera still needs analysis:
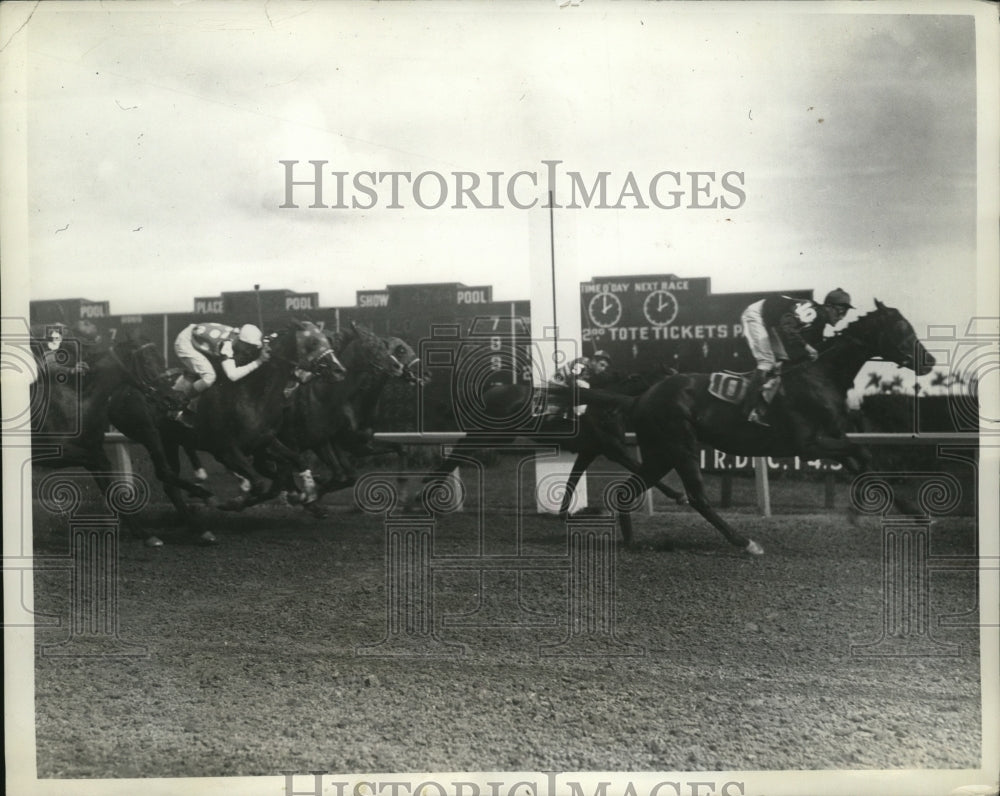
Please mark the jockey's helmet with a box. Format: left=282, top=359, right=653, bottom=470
left=592, top=350, right=612, bottom=364
left=238, top=324, right=263, bottom=347
left=45, top=325, right=66, bottom=350
left=823, top=288, right=854, bottom=309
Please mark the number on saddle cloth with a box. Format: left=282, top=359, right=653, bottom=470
left=708, top=372, right=750, bottom=405
left=708, top=371, right=781, bottom=406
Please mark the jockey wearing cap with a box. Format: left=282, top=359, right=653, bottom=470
left=171, top=322, right=270, bottom=425
left=30, top=323, right=94, bottom=384
left=548, top=350, right=612, bottom=416
left=740, top=288, right=853, bottom=426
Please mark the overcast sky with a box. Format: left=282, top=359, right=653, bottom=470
left=9, top=1, right=990, bottom=340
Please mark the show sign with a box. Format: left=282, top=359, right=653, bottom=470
left=357, top=290, right=390, bottom=308
left=580, top=274, right=812, bottom=372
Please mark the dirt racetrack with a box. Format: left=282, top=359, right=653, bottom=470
left=30, top=453, right=981, bottom=778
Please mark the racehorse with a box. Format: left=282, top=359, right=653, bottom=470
left=252, top=323, right=424, bottom=508
left=104, top=331, right=218, bottom=546
left=31, top=330, right=213, bottom=547
left=322, top=329, right=427, bottom=488
left=158, top=320, right=345, bottom=512
left=413, top=368, right=688, bottom=514
left=576, top=300, right=934, bottom=554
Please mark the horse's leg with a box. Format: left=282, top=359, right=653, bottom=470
left=670, top=451, right=762, bottom=555
left=411, top=437, right=490, bottom=506
left=558, top=451, right=595, bottom=518
left=313, top=442, right=358, bottom=497
left=158, top=439, right=217, bottom=545
left=213, top=448, right=272, bottom=511
left=596, top=436, right=688, bottom=505
left=253, top=435, right=318, bottom=504
left=85, top=453, right=164, bottom=549
left=807, top=435, right=923, bottom=519
left=185, top=445, right=208, bottom=482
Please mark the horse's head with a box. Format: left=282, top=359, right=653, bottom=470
left=113, top=331, right=166, bottom=387
left=864, top=299, right=935, bottom=375
left=274, top=320, right=346, bottom=380
left=334, top=321, right=406, bottom=378
left=384, top=335, right=429, bottom=385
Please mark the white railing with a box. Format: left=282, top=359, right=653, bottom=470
left=102, top=430, right=980, bottom=516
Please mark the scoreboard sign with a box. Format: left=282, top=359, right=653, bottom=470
left=29, top=298, right=110, bottom=325
left=357, top=290, right=390, bottom=308
left=193, top=296, right=225, bottom=314
left=580, top=274, right=812, bottom=372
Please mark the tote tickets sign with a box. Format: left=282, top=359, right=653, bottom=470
left=580, top=274, right=812, bottom=372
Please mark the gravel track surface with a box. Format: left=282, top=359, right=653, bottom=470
left=31, top=459, right=981, bottom=778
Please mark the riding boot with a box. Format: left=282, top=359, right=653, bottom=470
left=171, top=395, right=198, bottom=429
left=744, top=369, right=771, bottom=427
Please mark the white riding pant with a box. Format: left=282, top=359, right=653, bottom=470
left=174, top=325, right=217, bottom=389
left=741, top=301, right=779, bottom=371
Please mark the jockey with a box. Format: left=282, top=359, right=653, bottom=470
left=31, top=324, right=92, bottom=383
left=171, top=322, right=270, bottom=425
left=548, top=349, right=612, bottom=416
left=740, top=288, right=853, bottom=426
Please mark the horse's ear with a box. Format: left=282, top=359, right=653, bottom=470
left=874, top=298, right=885, bottom=310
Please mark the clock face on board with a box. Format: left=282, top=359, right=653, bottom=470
left=587, top=292, right=622, bottom=328
left=642, top=290, right=679, bottom=326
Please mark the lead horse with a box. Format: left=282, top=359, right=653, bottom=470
left=577, top=300, right=934, bottom=553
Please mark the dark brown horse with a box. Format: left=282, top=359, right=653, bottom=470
left=250, top=324, right=424, bottom=508
left=159, top=320, right=345, bottom=512
left=322, top=329, right=427, bottom=487
left=104, top=332, right=217, bottom=546
left=576, top=300, right=935, bottom=553
left=31, top=330, right=213, bottom=547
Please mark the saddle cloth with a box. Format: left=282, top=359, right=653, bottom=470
left=708, top=371, right=780, bottom=405
left=708, top=371, right=751, bottom=404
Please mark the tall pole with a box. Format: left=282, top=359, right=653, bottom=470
left=253, top=283, right=263, bottom=331
left=549, top=190, right=559, bottom=361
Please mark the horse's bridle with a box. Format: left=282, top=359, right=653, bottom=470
left=266, top=334, right=345, bottom=380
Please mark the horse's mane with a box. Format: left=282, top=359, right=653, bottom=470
left=327, top=327, right=354, bottom=353
left=825, top=301, right=896, bottom=349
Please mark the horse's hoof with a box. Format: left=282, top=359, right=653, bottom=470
left=197, top=531, right=218, bottom=546
left=675, top=496, right=689, bottom=506
left=144, top=535, right=164, bottom=549
left=193, top=468, right=208, bottom=482
left=745, top=539, right=764, bottom=556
